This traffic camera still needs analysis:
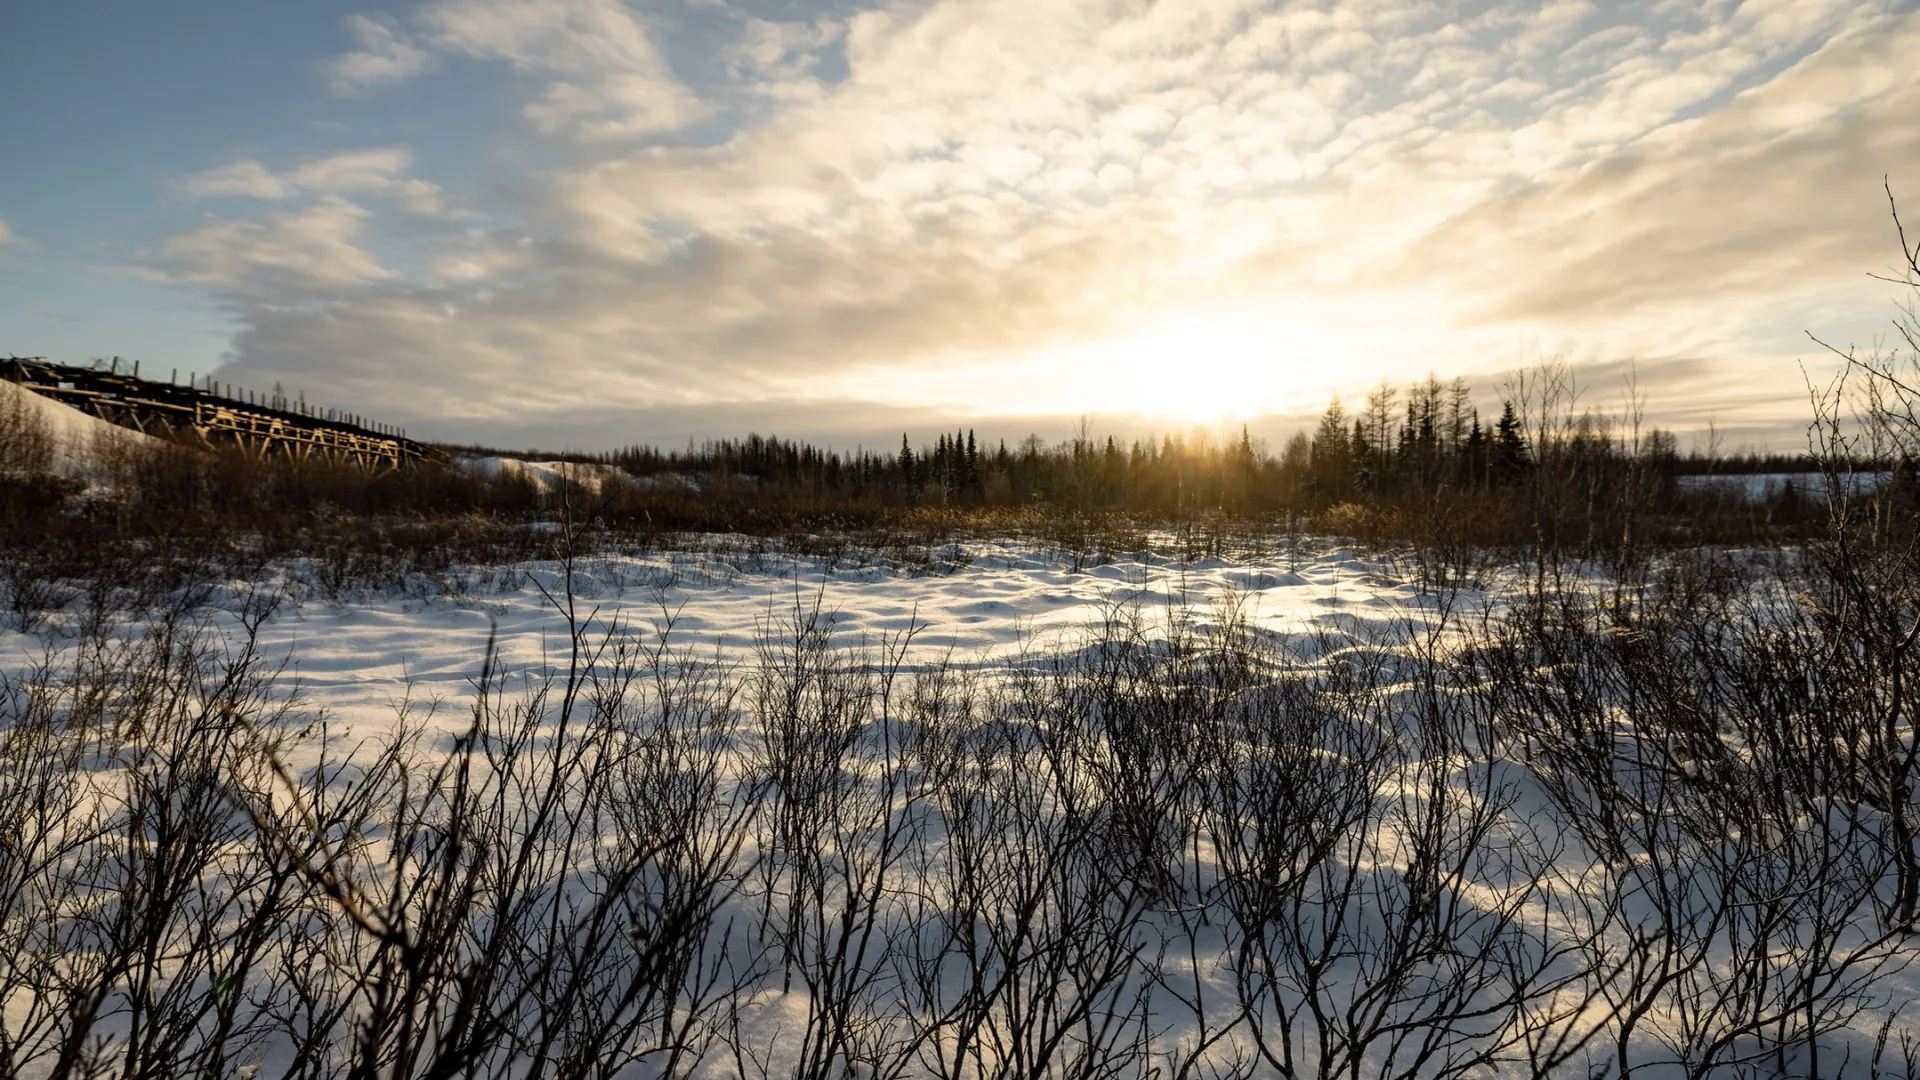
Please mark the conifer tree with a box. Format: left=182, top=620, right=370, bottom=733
left=1466, top=412, right=1487, bottom=486
left=1493, top=401, right=1527, bottom=481
left=1312, top=397, right=1348, bottom=460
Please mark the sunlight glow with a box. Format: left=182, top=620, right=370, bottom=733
left=1009, top=311, right=1358, bottom=422
left=806, top=301, right=1446, bottom=426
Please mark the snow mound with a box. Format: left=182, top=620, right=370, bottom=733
left=0, top=379, right=165, bottom=482
left=453, top=455, right=640, bottom=496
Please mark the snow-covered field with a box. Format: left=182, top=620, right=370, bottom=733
left=5, top=534, right=1918, bottom=1079
left=0, top=358, right=1910, bottom=1080
left=12, top=373, right=1920, bottom=1075
left=232, top=540, right=1424, bottom=736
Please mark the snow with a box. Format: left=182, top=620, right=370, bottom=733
left=4, top=538, right=1913, bottom=1077
left=451, top=454, right=647, bottom=496
left=6, top=385, right=1915, bottom=1076
left=0, top=378, right=164, bottom=481
left=249, top=540, right=1424, bottom=732
left=2, top=541, right=1468, bottom=1077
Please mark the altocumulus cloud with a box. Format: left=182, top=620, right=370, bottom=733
left=328, top=15, right=435, bottom=96
left=140, top=0, right=1920, bottom=447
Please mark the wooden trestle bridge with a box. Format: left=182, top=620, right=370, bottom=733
left=1, top=357, right=445, bottom=472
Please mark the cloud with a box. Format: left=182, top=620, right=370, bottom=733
left=150, top=0, right=1920, bottom=446
left=0, top=218, right=20, bottom=247
left=1400, top=12, right=1920, bottom=332
left=328, top=14, right=433, bottom=95
left=336, top=0, right=709, bottom=138
left=287, top=147, right=415, bottom=191
left=180, top=148, right=444, bottom=213
left=141, top=198, right=392, bottom=293
left=180, top=160, right=293, bottom=200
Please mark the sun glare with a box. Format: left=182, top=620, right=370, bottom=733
left=1022, top=312, right=1335, bottom=421
left=814, top=307, right=1377, bottom=424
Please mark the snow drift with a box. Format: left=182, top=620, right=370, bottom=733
left=0, top=377, right=164, bottom=484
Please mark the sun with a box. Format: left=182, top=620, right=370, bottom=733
left=807, top=306, right=1353, bottom=424
left=1019, top=311, right=1331, bottom=422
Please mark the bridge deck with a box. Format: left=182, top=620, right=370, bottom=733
left=1, top=357, right=445, bottom=472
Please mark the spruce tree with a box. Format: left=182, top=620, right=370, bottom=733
left=1351, top=418, right=1371, bottom=488
left=1493, top=402, right=1527, bottom=482
left=1466, top=412, right=1486, bottom=486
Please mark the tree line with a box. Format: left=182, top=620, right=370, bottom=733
left=543, top=368, right=1710, bottom=516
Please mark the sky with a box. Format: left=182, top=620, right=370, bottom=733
left=3, top=0, right=1919, bottom=453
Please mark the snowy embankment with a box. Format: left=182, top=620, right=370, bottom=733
left=0, top=377, right=162, bottom=483
left=452, top=453, right=704, bottom=496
